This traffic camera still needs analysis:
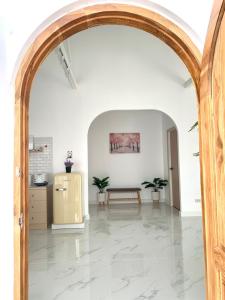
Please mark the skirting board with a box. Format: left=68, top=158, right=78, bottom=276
left=84, top=214, right=90, bottom=220
left=180, top=211, right=202, bottom=217
left=89, top=198, right=166, bottom=204
left=52, top=223, right=85, bottom=229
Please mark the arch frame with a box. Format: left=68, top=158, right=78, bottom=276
left=13, top=3, right=201, bottom=300
left=87, top=109, right=180, bottom=208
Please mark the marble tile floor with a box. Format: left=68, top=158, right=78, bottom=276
left=29, top=203, right=205, bottom=300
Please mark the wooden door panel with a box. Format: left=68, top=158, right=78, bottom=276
left=214, top=247, right=225, bottom=274
left=213, top=12, right=225, bottom=250
left=210, top=8, right=225, bottom=298
left=200, top=1, right=225, bottom=299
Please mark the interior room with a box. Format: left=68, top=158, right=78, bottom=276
left=4, top=0, right=225, bottom=299
left=28, top=25, right=203, bottom=299
left=88, top=110, right=177, bottom=205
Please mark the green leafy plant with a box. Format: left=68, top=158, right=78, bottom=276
left=92, top=177, right=110, bottom=193
left=189, top=121, right=199, bottom=156
left=188, top=121, right=198, bottom=132
left=142, top=178, right=168, bottom=192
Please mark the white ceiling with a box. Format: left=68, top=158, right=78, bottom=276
left=39, top=25, right=192, bottom=89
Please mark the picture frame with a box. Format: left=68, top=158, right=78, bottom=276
left=109, top=133, right=140, bottom=153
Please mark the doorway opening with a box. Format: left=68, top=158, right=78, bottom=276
left=27, top=23, right=201, bottom=297
left=167, top=127, right=180, bottom=210
left=88, top=110, right=181, bottom=208
left=14, top=3, right=202, bottom=300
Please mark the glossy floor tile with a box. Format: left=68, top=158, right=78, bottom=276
left=29, top=204, right=205, bottom=299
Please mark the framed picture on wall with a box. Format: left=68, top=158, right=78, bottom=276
left=109, top=133, right=140, bottom=153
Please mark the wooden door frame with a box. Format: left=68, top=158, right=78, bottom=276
left=199, top=0, right=225, bottom=299
left=13, top=3, right=202, bottom=300
left=167, top=127, right=181, bottom=209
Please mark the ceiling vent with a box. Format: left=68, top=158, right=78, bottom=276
left=56, top=43, right=78, bottom=89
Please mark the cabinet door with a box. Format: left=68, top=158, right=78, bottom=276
left=29, top=212, right=46, bottom=224
left=30, top=199, right=46, bottom=213
left=29, top=189, right=46, bottom=201
left=54, top=174, right=82, bottom=224
left=73, top=174, right=82, bottom=223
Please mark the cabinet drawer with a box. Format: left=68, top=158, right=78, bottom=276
left=29, top=189, right=46, bottom=201
left=30, top=223, right=47, bottom=230
left=29, top=212, right=46, bottom=224
left=30, top=200, right=46, bottom=213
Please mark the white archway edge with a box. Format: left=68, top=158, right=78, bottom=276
left=5, top=0, right=213, bottom=81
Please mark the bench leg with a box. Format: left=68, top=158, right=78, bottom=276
left=137, top=191, right=141, bottom=204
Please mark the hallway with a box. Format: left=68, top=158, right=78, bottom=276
left=29, top=204, right=204, bottom=299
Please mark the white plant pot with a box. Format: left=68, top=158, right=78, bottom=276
left=97, top=192, right=106, bottom=204
left=151, top=191, right=160, bottom=202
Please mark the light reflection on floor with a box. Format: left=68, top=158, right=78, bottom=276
left=29, top=203, right=205, bottom=300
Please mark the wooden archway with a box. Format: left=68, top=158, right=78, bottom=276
left=14, top=3, right=201, bottom=299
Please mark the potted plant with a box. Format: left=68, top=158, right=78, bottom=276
left=142, top=178, right=168, bottom=202
left=92, top=176, right=110, bottom=204
left=64, top=159, right=74, bottom=173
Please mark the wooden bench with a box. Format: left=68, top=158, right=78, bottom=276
left=106, top=188, right=141, bottom=205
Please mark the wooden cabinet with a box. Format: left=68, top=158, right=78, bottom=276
left=29, top=186, right=53, bottom=229
left=53, top=173, right=83, bottom=226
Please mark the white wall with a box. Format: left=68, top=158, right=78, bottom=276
left=0, top=2, right=212, bottom=299
left=88, top=110, right=173, bottom=203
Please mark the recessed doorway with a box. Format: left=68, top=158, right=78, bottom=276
left=167, top=127, right=180, bottom=211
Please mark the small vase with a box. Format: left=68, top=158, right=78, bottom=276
left=151, top=191, right=160, bottom=202
left=97, top=192, right=106, bottom=204
left=66, top=166, right=71, bottom=173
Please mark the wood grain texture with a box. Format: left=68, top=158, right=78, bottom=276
left=14, top=3, right=201, bottom=300
left=199, top=0, right=225, bottom=299
left=29, top=186, right=53, bottom=229
left=214, top=247, right=225, bottom=274
left=107, top=188, right=142, bottom=205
